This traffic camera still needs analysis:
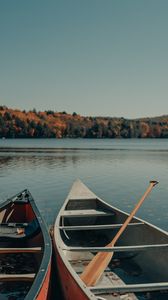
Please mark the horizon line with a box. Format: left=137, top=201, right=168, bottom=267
left=0, top=104, right=168, bottom=120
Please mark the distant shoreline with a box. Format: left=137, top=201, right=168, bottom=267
left=0, top=106, right=168, bottom=139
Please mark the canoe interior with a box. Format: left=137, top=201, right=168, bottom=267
left=0, top=190, right=51, bottom=300
left=58, top=191, right=168, bottom=300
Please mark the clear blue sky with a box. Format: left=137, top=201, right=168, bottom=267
left=0, top=0, right=168, bottom=118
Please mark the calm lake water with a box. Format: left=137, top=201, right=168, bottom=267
left=0, top=138, right=168, bottom=231
left=0, top=138, right=168, bottom=300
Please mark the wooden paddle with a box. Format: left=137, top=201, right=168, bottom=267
left=80, top=180, right=158, bottom=286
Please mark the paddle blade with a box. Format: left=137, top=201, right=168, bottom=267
left=80, top=251, right=114, bottom=286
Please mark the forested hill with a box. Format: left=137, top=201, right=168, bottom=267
left=0, top=106, right=168, bottom=138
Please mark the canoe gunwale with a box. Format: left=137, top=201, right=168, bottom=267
left=0, top=189, right=52, bottom=300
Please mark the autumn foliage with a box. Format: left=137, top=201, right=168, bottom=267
left=0, top=106, right=168, bottom=138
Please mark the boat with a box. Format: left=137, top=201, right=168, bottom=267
left=53, top=179, right=168, bottom=300
left=0, top=189, right=52, bottom=300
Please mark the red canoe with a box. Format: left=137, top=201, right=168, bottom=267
left=0, top=189, right=52, bottom=300
left=53, top=180, right=168, bottom=300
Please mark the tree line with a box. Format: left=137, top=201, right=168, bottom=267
left=0, top=106, right=168, bottom=138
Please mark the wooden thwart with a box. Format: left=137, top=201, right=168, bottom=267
left=90, top=282, right=168, bottom=294
left=59, top=222, right=144, bottom=231
left=0, top=247, right=42, bottom=254
left=0, top=273, right=35, bottom=282
left=0, top=223, right=28, bottom=227
left=65, top=243, right=168, bottom=252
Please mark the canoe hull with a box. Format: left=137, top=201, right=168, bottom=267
left=0, top=189, right=52, bottom=300
left=36, top=263, right=51, bottom=300
left=55, top=247, right=89, bottom=300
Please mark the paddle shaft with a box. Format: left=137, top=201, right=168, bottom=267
left=80, top=180, right=158, bottom=286
left=108, top=180, right=158, bottom=247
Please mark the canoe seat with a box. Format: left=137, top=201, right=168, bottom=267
left=61, top=209, right=115, bottom=218
left=0, top=219, right=40, bottom=240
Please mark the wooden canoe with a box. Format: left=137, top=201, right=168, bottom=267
left=53, top=179, right=168, bottom=300
left=0, top=189, right=52, bottom=300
